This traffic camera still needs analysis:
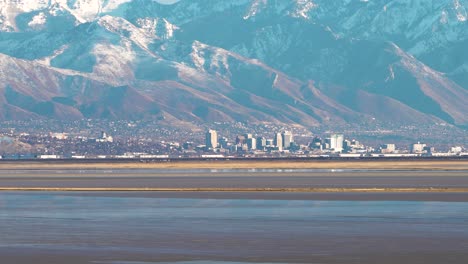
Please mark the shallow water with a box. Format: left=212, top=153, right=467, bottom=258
left=1, top=193, right=468, bottom=263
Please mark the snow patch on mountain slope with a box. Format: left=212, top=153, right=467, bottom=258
left=244, top=0, right=318, bottom=20
left=190, top=41, right=231, bottom=78
left=389, top=43, right=468, bottom=124
left=35, top=45, right=69, bottom=66
left=385, top=65, right=396, bottom=82
left=163, top=0, right=249, bottom=25
left=27, top=12, right=47, bottom=30
left=91, top=40, right=136, bottom=85
left=190, top=41, right=207, bottom=71
left=454, top=0, right=468, bottom=21
left=289, top=0, right=317, bottom=19
left=390, top=43, right=444, bottom=78
left=0, top=52, right=97, bottom=98
left=98, top=15, right=159, bottom=57
left=231, top=23, right=294, bottom=62
left=136, top=17, right=179, bottom=39
left=323, top=0, right=468, bottom=57
left=62, top=0, right=132, bottom=21
left=243, top=0, right=267, bottom=20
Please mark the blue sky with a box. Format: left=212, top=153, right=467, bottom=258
left=155, top=0, right=180, bottom=4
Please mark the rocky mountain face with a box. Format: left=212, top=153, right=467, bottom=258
left=0, top=0, right=466, bottom=127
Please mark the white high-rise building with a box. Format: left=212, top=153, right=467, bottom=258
left=247, top=137, right=257, bottom=150
left=330, top=134, right=344, bottom=152
left=205, top=130, right=218, bottom=149
left=274, top=133, right=283, bottom=151
left=282, top=131, right=293, bottom=149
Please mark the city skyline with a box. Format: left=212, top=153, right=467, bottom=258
left=1, top=119, right=466, bottom=159
left=1, top=1, right=467, bottom=264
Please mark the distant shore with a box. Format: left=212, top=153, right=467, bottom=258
left=1, top=158, right=467, bottom=199
left=1, top=187, right=468, bottom=193
left=0, top=157, right=467, bottom=171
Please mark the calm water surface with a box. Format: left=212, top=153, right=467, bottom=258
left=1, top=192, right=468, bottom=263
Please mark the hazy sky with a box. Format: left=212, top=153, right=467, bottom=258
left=155, top=0, right=180, bottom=4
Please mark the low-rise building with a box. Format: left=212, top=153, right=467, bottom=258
left=410, top=142, right=426, bottom=154
left=380, top=144, right=396, bottom=154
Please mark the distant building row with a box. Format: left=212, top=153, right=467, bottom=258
left=205, top=130, right=465, bottom=155
left=206, top=130, right=296, bottom=152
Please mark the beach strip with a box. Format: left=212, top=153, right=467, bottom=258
left=2, top=187, right=468, bottom=193
left=0, top=159, right=467, bottom=171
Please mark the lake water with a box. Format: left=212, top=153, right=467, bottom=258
left=1, top=192, right=468, bottom=263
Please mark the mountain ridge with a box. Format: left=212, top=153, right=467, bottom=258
left=0, top=0, right=466, bottom=127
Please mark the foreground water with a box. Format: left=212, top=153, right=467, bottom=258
left=1, top=192, right=468, bottom=264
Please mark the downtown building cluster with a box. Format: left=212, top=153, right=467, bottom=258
left=202, top=130, right=467, bottom=158
left=206, top=130, right=298, bottom=153
left=203, top=130, right=373, bottom=156
left=0, top=126, right=466, bottom=160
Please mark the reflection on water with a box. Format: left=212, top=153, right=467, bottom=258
left=1, top=192, right=468, bottom=263
left=99, top=260, right=285, bottom=264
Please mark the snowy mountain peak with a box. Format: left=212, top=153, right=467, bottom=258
left=0, top=0, right=131, bottom=31
left=243, top=0, right=268, bottom=20
left=135, top=17, right=179, bottom=40
left=243, top=0, right=317, bottom=20
left=289, top=0, right=317, bottom=19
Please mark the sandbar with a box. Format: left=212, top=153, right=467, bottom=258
left=0, top=158, right=467, bottom=171
left=1, top=159, right=467, bottom=201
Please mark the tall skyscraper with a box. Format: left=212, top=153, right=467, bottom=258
left=205, top=130, right=218, bottom=149
left=330, top=134, right=344, bottom=152
left=247, top=137, right=257, bottom=150
left=281, top=131, right=293, bottom=149
left=274, top=133, right=283, bottom=151
left=256, top=137, right=267, bottom=150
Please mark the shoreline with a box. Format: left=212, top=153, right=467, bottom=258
left=2, top=159, right=467, bottom=200
left=0, top=159, right=467, bottom=171
left=2, top=187, right=468, bottom=193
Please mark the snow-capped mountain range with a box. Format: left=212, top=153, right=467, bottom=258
left=0, top=0, right=466, bottom=126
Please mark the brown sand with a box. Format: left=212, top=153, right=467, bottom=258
left=0, top=159, right=467, bottom=170
left=1, top=159, right=467, bottom=199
